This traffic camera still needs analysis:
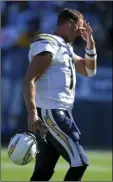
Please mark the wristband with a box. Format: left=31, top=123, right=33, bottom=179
left=85, top=53, right=97, bottom=60
left=85, top=47, right=97, bottom=60
left=85, top=47, right=97, bottom=55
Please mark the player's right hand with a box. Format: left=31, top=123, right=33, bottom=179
left=28, top=113, right=42, bottom=133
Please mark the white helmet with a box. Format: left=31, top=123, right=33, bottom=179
left=8, top=131, right=38, bottom=165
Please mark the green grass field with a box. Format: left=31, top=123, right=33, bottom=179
left=1, top=148, right=112, bottom=181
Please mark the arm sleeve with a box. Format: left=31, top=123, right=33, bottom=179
left=28, top=40, right=57, bottom=62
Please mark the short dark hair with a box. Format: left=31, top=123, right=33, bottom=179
left=57, top=8, right=84, bottom=25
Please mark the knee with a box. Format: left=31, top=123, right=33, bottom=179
left=30, top=167, right=54, bottom=181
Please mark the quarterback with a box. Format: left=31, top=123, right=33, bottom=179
left=23, top=8, right=97, bottom=181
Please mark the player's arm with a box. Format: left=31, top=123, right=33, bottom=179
left=74, top=48, right=97, bottom=77
left=74, top=22, right=97, bottom=77
left=23, top=51, right=52, bottom=133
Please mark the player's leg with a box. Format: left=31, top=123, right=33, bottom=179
left=41, top=108, right=89, bottom=181
left=30, top=108, right=60, bottom=181
left=63, top=110, right=88, bottom=181
left=30, top=140, right=60, bottom=181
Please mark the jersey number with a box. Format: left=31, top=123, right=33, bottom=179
left=66, top=58, right=74, bottom=90
left=68, top=59, right=73, bottom=90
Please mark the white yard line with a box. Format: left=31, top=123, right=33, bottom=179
left=1, top=162, right=112, bottom=172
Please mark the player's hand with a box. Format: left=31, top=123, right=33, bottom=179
left=28, top=113, right=42, bottom=133
left=81, top=22, right=95, bottom=49
left=81, top=22, right=93, bottom=41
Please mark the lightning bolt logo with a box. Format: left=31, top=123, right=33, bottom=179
left=22, top=144, right=33, bottom=165
left=8, top=137, right=20, bottom=157
left=44, top=111, right=74, bottom=157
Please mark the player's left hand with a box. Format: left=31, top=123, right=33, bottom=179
left=81, top=22, right=93, bottom=41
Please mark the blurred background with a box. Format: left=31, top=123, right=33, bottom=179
left=1, top=1, right=112, bottom=181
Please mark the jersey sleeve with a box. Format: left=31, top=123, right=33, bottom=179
left=28, top=40, right=58, bottom=62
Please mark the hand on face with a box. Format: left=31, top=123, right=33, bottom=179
left=73, top=19, right=93, bottom=41
left=80, top=22, right=93, bottom=41
left=67, top=18, right=93, bottom=42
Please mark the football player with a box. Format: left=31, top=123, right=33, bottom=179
left=23, top=8, right=97, bottom=181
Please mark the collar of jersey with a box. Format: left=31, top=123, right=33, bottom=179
left=53, top=35, right=65, bottom=44
left=43, top=33, right=71, bottom=47
left=53, top=34, right=72, bottom=47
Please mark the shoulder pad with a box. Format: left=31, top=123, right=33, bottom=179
left=32, top=34, right=61, bottom=47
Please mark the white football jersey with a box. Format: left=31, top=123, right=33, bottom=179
left=28, top=34, right=76, bottom=109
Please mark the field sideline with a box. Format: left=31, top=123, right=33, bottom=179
left=1, top=148, right=112, bottom=181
